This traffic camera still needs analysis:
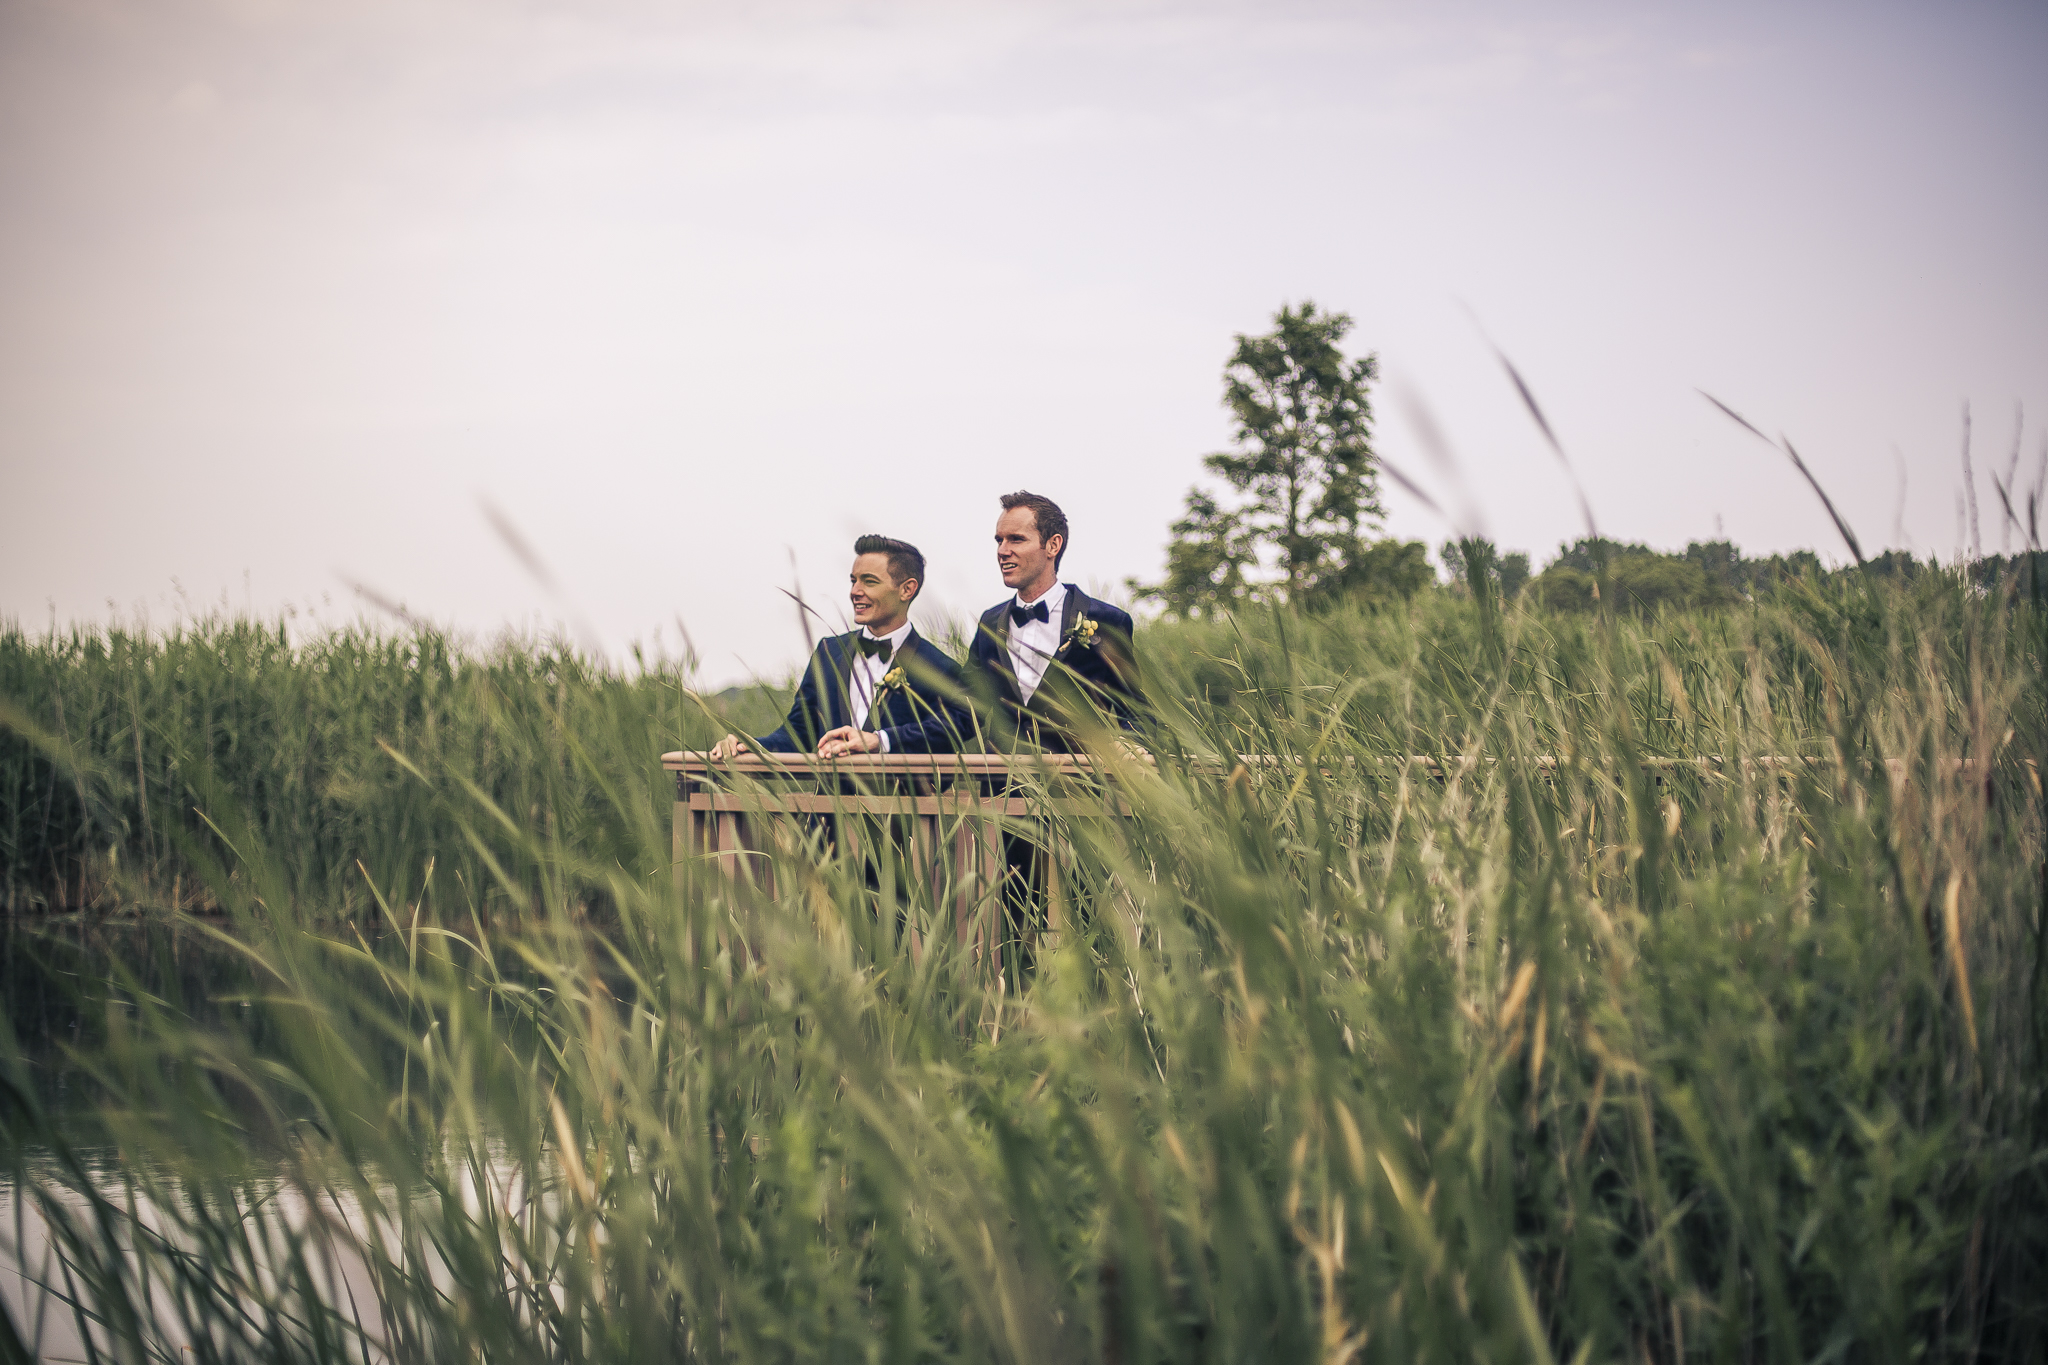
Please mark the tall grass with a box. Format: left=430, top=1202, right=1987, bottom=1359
left=0, top=616, right=781, bottom=917
left=2, top=574, right=2045, bottom=1361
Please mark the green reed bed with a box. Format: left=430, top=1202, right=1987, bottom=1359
left=2, top=576, right=2045, bottom=1361
left=0, top=617, right=783, bottom=918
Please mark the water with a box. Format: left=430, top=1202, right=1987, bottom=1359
left=4, top=921, right=263, bottom=1357
left=1, top=920, right=487, bottom=1361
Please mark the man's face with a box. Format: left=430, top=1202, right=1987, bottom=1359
left=850, top=552, right=914, bottom=632
left=995, top=507, right=1063, bottom=593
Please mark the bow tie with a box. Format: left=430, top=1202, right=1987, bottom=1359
left=855, top=635, right=893, bottom=661
left=1010, top=600, right=1051, bottom=627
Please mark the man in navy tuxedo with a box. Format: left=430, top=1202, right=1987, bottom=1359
left=965, top=490, right=1144, bottom=752
left=965, top=492, right=1144, bottom=981
left=710, top=535, right=966, bottom=761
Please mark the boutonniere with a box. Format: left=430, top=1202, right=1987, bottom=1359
left=1059, top=612, right=1101, bottom=653
left=879, top=665, right=908, bottom=693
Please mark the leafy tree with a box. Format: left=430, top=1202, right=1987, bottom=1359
left=1760, top=550, right=1823, bottom=585
left=1683, top=539, right=1750, bottom=595
left=1530, top=539, right=1742, bottom=613
left=1497, top=551, right=1531, bottom=601
left=1139, top=302, right=1382, bottom=614
left=1971, top=550, right=2046, bottom=603
left=1861, top=549, right=1924, bottom=582
left=1127, top=490, right=1256, bottom=620
left=1610, top=556, right=1719, bottom=612
left=1547, top=536, right=1656, bottom=574
left=1301, top=539, right=1433, bottom=610
left=1526, top=565, right=1599, bottom=612
left=1440, top=539, right=1531, bottom=601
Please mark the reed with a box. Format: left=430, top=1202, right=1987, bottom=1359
left=2, top=571, right=2044, bottom=1362
left=0, top=616, right=783, bottom=917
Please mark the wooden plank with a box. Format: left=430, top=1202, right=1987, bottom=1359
left=1045, top=839, right=1066, bottom=936
left=684, top=792, right=1131, bottom=817
left=662, top=750, right=2036, bottom=781
left=662, top=750, right=1137, bottom=778
left=952, top=817, right=984, bottom=951
left=684, top=802, right=700, bottom=896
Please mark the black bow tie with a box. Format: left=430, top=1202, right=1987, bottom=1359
left=855, top=635, right=893, bottom=661
left=1010, top=600, right=1051, bottom=627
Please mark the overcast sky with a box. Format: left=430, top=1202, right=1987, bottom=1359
left=3, top=0, right=2043, bottom=683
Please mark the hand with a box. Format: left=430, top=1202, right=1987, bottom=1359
left=816, top=726, right=882, bottom=759
left=709, top=733, right=750, bottom=761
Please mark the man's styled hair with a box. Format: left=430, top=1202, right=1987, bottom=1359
left=853, top=534, right=926, bottom=601
left=999, top=490, right=1069, bottom=569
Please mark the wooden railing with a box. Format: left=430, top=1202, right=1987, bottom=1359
left=662, top=747, right=2036, bottom=908
left=663, top=750, right=1132, bottom=918
left=664, top=750, right=1151, bottom=951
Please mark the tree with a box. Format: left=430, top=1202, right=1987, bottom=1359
left=1528, top=539, right=1738, bottom=613
left=1440, top=539, right=1531, bottom=602
left=1141, top=302, right=1382, bottom=613
left=1301, top=538, right=1433, bottom=610
left=1127, top=490, right=1256, bottom=619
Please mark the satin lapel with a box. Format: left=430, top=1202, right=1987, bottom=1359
left=1055, top=584, right=1082, bottom=654
left=878, top=631, right=920, bottom=725
left=985, top=608, right=1022, bottom=706
left=829, top=633, right=859, bottom=731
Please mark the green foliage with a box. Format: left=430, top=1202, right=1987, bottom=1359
left=3, top=579, right=2046, bottom=1362
left=1441, top=537, right=1532, bottom=602
left=1137, top=301, right=1383, bottom=615
left=0, top=616, right=780, bottom=915
left=1298, top=537, right=1433, bottom=611
left=1534, top=556, right=1713, bottom=613
left=1974, top=549, right=2048, bottom=603
left=1530, top=537, right=1837, bottom=613
left=1125, top=488, right=1256, bottom=619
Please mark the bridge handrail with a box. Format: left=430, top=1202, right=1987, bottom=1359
left=660, top=750, right=2028, bottom=781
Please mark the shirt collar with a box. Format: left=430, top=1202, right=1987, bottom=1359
left=859, top=620, right=915, bottom=649
left=1013, top=581, right=1067, bottom=618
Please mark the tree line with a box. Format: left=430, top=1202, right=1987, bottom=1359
left=1130, top=301, right=2046, bottom=616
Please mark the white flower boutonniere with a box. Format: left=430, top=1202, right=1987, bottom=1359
left=1060, top=612, right=1101, bottom=654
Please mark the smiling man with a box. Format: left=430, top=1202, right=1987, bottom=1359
left=967, top=490, right=1143, bottom=752
left=710, top=535, right=966, bottom=761
left=966, top=491, right=1145, bottom=984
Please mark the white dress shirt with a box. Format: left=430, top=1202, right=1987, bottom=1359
left=1006, top=582, right=1067, bottom=705
left=849, top=619, right=915, bottom=752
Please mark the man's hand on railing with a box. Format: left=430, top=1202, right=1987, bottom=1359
left=709, top=733, right=751, bottom=762
left=816, top=726, right=882, bottom=759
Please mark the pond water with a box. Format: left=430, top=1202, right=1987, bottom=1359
left=4, top=921, right=267, bottom=1357
left=1, top=919, right=525, bottom=1362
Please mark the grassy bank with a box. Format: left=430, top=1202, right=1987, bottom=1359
left=3, top=575, right=2046, bottom=1360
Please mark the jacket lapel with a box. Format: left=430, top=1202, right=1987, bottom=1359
left=829, top=633, right=859, bottom=730
left=1054, top=584, right=1082, bottom=656
left=984, top=606, right=1022, bottom=706
left=1027, top=586, right=1112, bottom=722
left=870, top=630, right=918, bottom=726
left=1018, top=587, right=1078, bottom=719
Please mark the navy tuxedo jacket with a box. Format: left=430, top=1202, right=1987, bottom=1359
left=755, top=628, right=968, bottom=755
left=965, top=585, right=1145, bottom=751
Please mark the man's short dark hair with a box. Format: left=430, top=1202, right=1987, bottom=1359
left=999, top=490, right=1068, bottom=569
left=854, top=534, right=925, bottom=600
